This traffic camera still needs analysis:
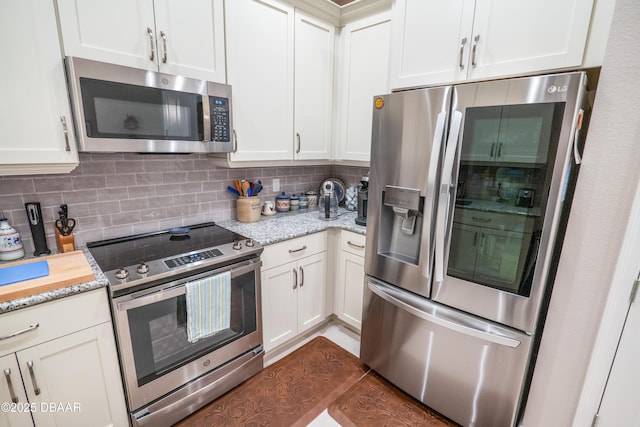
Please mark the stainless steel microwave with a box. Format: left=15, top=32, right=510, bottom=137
left=65, top=57, right=233, bottom=153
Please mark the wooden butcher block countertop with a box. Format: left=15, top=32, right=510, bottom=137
left=0, top=251, right=95, bottom=303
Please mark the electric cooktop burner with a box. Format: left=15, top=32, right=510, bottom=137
left=87, top=222, right=262, bottom=294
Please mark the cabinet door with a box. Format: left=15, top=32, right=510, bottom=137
left=153, top=0, right=226, bottom=82
left=388, top=0, right=475, bottom=89
left=469, top=0, right=594, bottom=80
left=297, top=252, right=327, bottom=333
left=460, top=106, right=501, bottom=162
left=56, top=0, right=156, bottom=71
left=294, top=12, right=334, bottom=160
left=0, top=354, right=33, bottom=427
left=474, top=229, right=533, bottom=293
left=337, top=12, right=391, bottom=162
left=226, top=0, right=294, bottom=161
left=336, top=252, right=365, bottom=330
left=0, top=0, right=79, bottom=176
left=261, top=263, right=298, bottom=352
left=19, top=324, right=128, bottom=427
left=447, top=223, right=479, bottom=281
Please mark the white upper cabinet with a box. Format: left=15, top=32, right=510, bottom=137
left=389, top=0, right=595, bottom=89
left=56, top=0, right=226, bottom=82
left=226, top=0, right=295, bottom=162
left=224, top=0, right=335, bottom=163
left=337, top=11, right=391, bottom=163
left=0, top=0, right=79, bottom=176
left=294, top=12, right=335, bottom=161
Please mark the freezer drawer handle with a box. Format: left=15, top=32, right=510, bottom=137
left=368, top=281, right=521, bottom=348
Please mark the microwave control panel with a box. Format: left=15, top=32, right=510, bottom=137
left=210, top=97, right=231, bottom=142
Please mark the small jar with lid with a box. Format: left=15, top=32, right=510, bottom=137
left=290, top=194, right=300, bottom=211
left=306, top=191, right=319, bottom=209
left=276, top=192, right=290, bottom=212
left=299, top=194, right=308, bottom=209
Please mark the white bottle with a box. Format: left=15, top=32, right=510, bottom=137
left=0, top=212, right=25, bottom=261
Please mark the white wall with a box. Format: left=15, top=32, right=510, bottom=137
left=522, top=0, right=640, bottom=425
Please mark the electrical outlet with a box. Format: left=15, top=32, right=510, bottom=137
left=273, top=178, right=280, bottom=192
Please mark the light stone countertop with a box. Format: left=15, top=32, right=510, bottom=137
left=0, top=209, right=366, bottom=313
left=217, top=208, right=366, bottom=245
left=0, top=247, right=109, bottom=314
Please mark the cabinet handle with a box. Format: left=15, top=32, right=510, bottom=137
left=471, top=34, right=480, bottom=68
left=497, top=142, right=503, bottom=157
left=293, top=268, right=298, bottom=289
left=490, top=143, right=495, bottom=157
left=27, top=361, right=40, bottom=396
left=347, top=241, right=365, bottom=250
left=472, top=216, right=491, bottom=223
left=3, top=369, right=18, bottom=403
left=288, top=245, right=307, bottom=254
left=459, top=37, right=467, bottom=70
left=232, top=129, right=238, bottom=153
left=296, top=132, right=301, bottom=154
left=473, top=231, right=478, bottom=246
left=160, top=31, right=168, bottom=64
left=147, top=27, right=155, bottom=61
left=60, top=116, right=71, bottom=152
left=299, top=266, right=304, bottom=287
left=0, top=323, right=39, bottom=341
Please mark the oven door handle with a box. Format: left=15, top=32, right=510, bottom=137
left=115, top=259, right=260, bottom=311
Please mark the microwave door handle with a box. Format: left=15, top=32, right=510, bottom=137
left=434, top=110, right=462, bottom=285
left=367, top=279, right=521, bottom=348
left=419, top=111, right=447, bottom=280
left=202, top=96, right=212, bottom=142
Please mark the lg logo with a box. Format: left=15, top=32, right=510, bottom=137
left=547, top=85, right=568, bottom=94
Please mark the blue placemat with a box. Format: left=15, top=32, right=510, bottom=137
left=0, top=261, right=50, bottom=287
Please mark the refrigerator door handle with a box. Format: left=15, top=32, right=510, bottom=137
left=434, top=110, right=462, bottom=285
left=368, top=280, right=521, bottom=348
left=419, top=111, right=447, bottom=280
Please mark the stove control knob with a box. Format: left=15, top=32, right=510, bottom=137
left=232, top=240, right=242, bottom=250
left=245, top=239, right=255, bottom=247
left=137, top=263, right=150, bottom=275
left=115, top=267, right=129, bottom=280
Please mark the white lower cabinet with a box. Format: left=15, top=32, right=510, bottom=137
left=334, top=231, right=366, bottom=331
left=261, top=233, right=327, bottom=352
left=0, top=289, right=128, bottom=427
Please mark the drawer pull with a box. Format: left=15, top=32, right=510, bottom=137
left=288, top=245, right=307, bottom=254
left=4, top=369, right=18, bottom=403
left=27, top=361, right=40, bottom=396
left=472, top=216, right=492, bottom=223
left=0, top=323, right=39, bottom=341
left=347, top=241, right=365, bottom=250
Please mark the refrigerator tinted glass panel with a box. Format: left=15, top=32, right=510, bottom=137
left=79, top=78, right=203, bottom=141
left=448, top=102, right=565, bottom=296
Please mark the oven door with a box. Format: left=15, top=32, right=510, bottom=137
left=112, top=258, right=262, bottom=411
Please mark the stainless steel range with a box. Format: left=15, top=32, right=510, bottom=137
left=87, top=223, right=264, bottom=427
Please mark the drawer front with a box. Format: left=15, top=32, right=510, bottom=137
left=341, top=231, right=366, bottom=257
left=0, top=288, right=111, bottom=356
left=453, top=209, right=536, bottom=233
left=261, top=232, right=327, bottom=270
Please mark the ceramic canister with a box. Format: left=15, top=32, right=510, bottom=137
left=306, top=191, right=319, bottom=209
left=299, top=194, right=308, bottom=209
left=276, top=192, right=290, bottom=212
left=0, top=217, right=25, bottom=261
left=290, top=194, right=300, bottom=211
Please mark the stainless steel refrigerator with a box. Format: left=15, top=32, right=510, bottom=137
left=361, top=72, right=589, bottom=427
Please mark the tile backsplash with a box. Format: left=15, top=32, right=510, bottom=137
left=0, top=153, right=367, bottom=253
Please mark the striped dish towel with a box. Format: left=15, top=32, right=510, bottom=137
left=185, top=271, right=231, bottom=343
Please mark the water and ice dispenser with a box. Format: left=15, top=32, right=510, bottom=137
left=378, top=185, right=424, bottom=265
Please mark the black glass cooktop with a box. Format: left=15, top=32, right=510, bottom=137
left=87, top=222, right=244, bottom=272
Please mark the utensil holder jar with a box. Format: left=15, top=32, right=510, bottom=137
left=237, top=197, right=261, bottom=223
